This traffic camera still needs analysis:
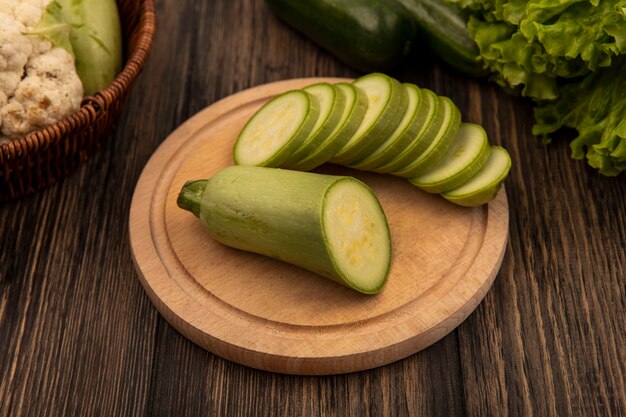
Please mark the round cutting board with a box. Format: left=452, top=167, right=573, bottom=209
left=129, top=78, right=509, bottom=375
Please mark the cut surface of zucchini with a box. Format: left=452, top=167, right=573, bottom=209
left=331, top=73, right=407, bottom=165
left=350, top=83, right=424, bottom=171
left=392, top=96, right=461, bottom=178
left=234, top=90, right=320, bottom=167
left=285, top=83, right=345, bottom=167
left=373, top=88, right=440, bottom=173
left=410, top=123, right=490, bottom=193
left=293, top=83, right=368, bottom=171
left=442, top=146, right=511, bottom=207
left=323, top=178, right=392, bottom=294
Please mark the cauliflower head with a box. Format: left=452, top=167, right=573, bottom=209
left=0, top=0, right=83, bottom=144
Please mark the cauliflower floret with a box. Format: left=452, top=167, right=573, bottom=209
left=0, top=0, right=49, bottom=28
left=0, top=14, right=33, bottom=94
left=0, top=0, right=83, bottom=142
left=2, top=48, right=82, bottom=138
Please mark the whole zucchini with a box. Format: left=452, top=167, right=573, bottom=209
left=394, top=0, right=486, bottom=77
left=177, top=166, right=392, bottom=295
left=266, top=0, right=416, bottom=72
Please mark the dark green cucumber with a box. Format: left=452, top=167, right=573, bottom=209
left=265, top=0, right=416, bottom=72
left=394, top=0, right=487, bottom=77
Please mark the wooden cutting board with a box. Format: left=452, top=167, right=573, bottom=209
left=129, top=77, right=509, bottom=375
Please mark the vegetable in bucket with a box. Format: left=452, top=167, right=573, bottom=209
left=30, top=0, right=123, bottom=95
left=0, top=0, right=122, bottom=143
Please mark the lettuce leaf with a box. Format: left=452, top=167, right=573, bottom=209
left=462, top=0, right=626, bottom=100
left=533, top=58, right=626, bottom=176
left=450, top=0, right=626, bottom=175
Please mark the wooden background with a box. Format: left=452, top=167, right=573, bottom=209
left=1, top=0, right=624, bottom=415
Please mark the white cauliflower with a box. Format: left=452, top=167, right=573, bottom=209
left=0, top=0, right=83, bottom=144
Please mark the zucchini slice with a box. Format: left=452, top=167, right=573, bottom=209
left=292, top=83, right=368, bottom=171
left=442, top=146, right=511, bottom=207
left=285, top=83, right=346, bottom=167
left=349, top=83, right=426, bottom=171
left=373, top=88, right=440, bottom=173
left=331, top=73, right=408, bottom=165
left=392, top=96, right=461, bottom=178
left=177, top=166, right=392, bottom=294
left=234, top=90, right=320, bottom=167
left=409, top=123, right=490, bottom=193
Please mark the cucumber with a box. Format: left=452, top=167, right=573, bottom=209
left=284, top=83, right=345, bottom=168
left=394, top=0, right=487, bottom=77
left=265, top=0, right=416, bottom=72
left=409, top=123, right=490, bottom=193
left=442, top=146, right=511, bottom=207
left=177, top=166, right=392, bottom=294
left=234, top=90, right=320, bottom=167
left=294, top=83, right=369, bottom=171
left=372, top=88, right=440, bottom=174
left=349, top=83, right=425, bottom=171
left=331, top=73, right=408, bottom=165
left=392, top=96, right=461, bottom=178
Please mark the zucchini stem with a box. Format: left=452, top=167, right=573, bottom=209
left=177, top=180, right=208, bottom=217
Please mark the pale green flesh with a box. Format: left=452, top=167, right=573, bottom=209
left=392, top=97, right=461, bottom=178
left=331, top=73, right=407, bottom=165
left=234, top=90, right=319, bottom=167
left=373, top=89, right=440, bottom=173
left=410, top=123, right=490, bottom=193
left=286, top=83, right=344, bottom=166
left=350, top=83, right=422, bottom=171
left=198, top=166, right=390, bottom=294
left=292, top=83, right=367, bottom=171
left=323, top=179, right=392, bottom=293
left=442, top=146, right=511, bottom=207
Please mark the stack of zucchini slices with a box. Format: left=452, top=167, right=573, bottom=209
left=234, top=73, right=510, bottom=207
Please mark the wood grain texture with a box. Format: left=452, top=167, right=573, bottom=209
left=128, top=78, right=508, bottom=374
left=0, top=0, right=624, bottom=415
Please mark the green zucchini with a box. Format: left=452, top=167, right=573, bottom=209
left=409, top=123, right=491, bottom=193
left=442, top=146, right=511, bottom=207
left=394, top=0, right=486, bottom=77
left=284, top=83, right=346, bottom=168
left=234, top=90, right=320, bottom=167
left=392, top=96, right=461, bottom=178
left=177, top=166, right=392, bottom=294
left=294, top=83, right=369, bottom=171
left=265, top=0, right=416, bottom=72
left=349, top=83, right=425, bottom=171
left=331, top=73, right=408, bottom=165
left=373, top=88, right=441, bottom=174
left=232, top=73, right=511, bottom=207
